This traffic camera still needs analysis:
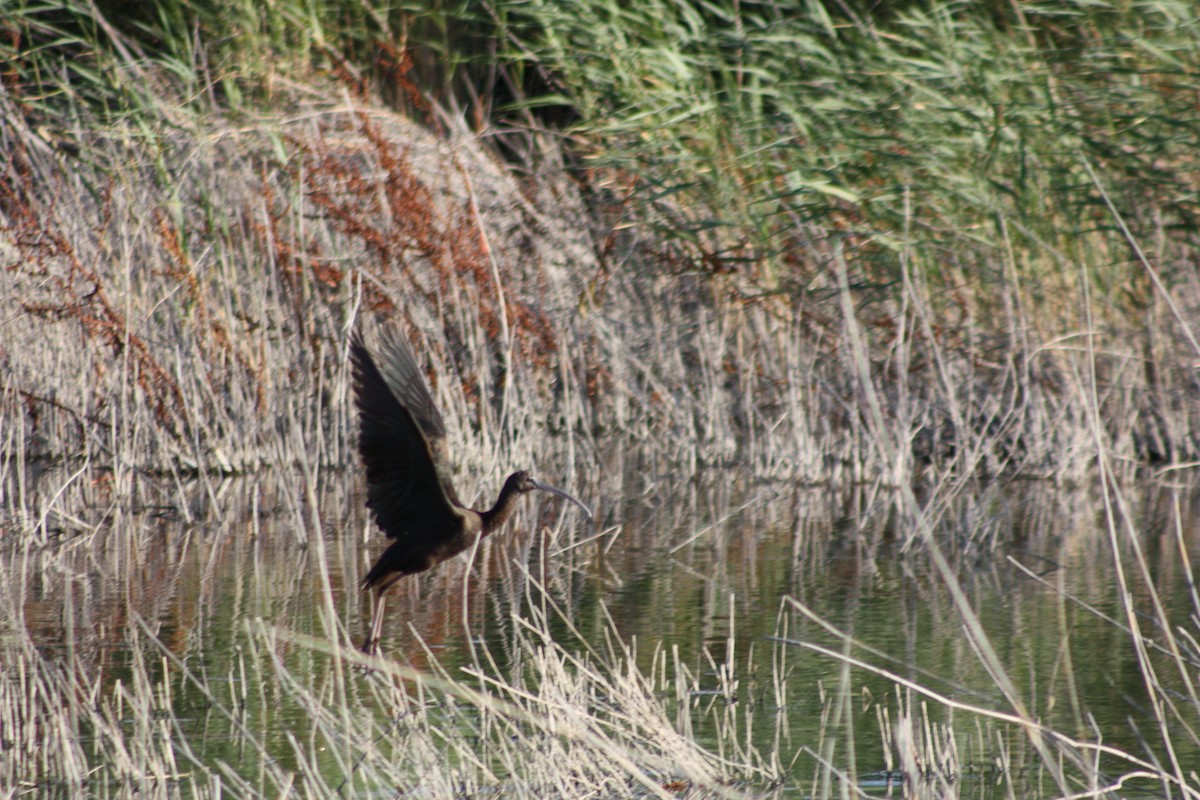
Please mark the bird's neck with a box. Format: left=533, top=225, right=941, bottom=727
left=481, top=480, right=523, bottom=533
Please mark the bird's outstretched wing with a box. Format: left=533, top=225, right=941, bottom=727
left=351, top=327, right=464, bottom=543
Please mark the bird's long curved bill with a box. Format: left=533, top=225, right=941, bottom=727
left=532, top=480, right=593, bottom=520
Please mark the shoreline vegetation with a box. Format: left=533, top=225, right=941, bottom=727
left=3, top=1, right=1200, bottom=798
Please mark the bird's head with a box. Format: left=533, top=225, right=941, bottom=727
left=507, top=470, right=539, bottom=494
left=504, top=471, right=593, bottom=519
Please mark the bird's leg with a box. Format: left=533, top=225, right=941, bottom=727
left=362, top=573, right=407, bottom=655
left=362, top=590, right=387, bottom=655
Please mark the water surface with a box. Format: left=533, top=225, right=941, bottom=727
left=12, top=471, right=1200, bottom=797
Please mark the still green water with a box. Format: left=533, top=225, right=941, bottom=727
left=15, top=472, right=1200, bottom=798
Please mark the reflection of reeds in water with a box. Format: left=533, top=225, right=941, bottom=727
left=6, top=471, right=1200, bottom=797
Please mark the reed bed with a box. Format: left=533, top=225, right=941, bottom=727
left=4, top=2, right=1200, bottom=497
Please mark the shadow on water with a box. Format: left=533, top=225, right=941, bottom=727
left=7, top=466, right=1200, bottom=798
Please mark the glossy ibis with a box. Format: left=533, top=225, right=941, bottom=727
left=351, top=327, right=592, bottom=654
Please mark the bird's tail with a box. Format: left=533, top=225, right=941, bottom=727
left=361, top=542, right=428, bottom=591
left=361, top=560, right=387, bottom=591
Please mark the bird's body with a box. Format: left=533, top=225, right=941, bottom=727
left=351, top=327, right=591, bottom=654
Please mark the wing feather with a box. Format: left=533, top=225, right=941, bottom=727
left=351, top=328, right=463, bottom=544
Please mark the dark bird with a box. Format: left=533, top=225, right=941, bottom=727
left=351, top=326, right=592, bottom=654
